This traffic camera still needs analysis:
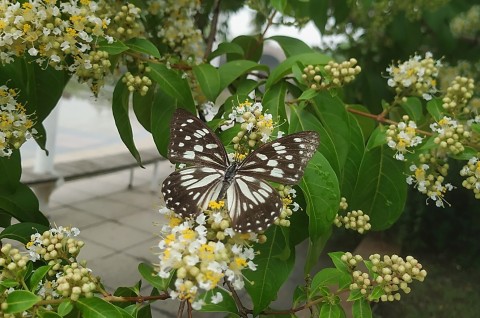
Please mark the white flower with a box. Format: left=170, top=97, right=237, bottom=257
left=28, top=47, right=38, bottom=56
left=191, top=299, right=205, bottom=310
left=211, top=292, right=223, bottom=304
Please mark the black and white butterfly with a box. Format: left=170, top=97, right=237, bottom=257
left=161, top=108, right=320, bottom=233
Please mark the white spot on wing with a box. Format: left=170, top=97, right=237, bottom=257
left=267, top=160, right=278, bottom=167
left=185, top=136, right=191, bottom=140
left=179, top=142, right=185, bottom=147
left=256, top=153, right=268, bottom=161
left=285, top=155, right=293, bottom=160
left=288, top=163, right=294, bottom=169
left=194, top=145, right=204, bottom=152
left=270, top=168, right=284, bottom=178
left=294, top=138, right=302, bottom=142
left=184, top=151, right=195, bottom=159
left=187, top=119, right=194, bottom=123
left=206, top=144, right=218, bottom=149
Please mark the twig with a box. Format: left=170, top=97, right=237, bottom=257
left=226, top=281, right=250, bottom=318
left=204, top=0, right=222, bottom=60
left=187, top=301, right=193, bottom=318
left=177, top=299, right=186, bottom=318
left=261, top=10, right=277, bottom=39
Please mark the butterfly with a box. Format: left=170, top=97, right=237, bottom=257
left=161, top=108, right=320, bottom=233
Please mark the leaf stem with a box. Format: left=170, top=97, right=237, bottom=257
left=204, top=0, right=221, bottom=60
left=226, top=280, right=250, bottom=318
left=177, top=299, right=186, bottom=318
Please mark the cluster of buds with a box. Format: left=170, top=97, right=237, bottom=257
left=26, top=226, right=84, bottom=264
left=442, top=76, right=475, bottom=114
left=450, top=5, right=480, bottom=39
left=334, top=210, right=372, bottom=234
left=406, top=163, right=453, bottom=207
left=105, top=3, right=144, bottom=40
left=302, top=59, right=361, bottom=90
left=56, top=262, right=97, bottom=301
left=157, top=206, right=262, bottom=309
left=148, top=0, right=204, bottom=62
left=342, top=253, right=427, bottom=302
left=0, top=86, right=37, bottom=157
left=0, top=243, right=30, bottom=280
left=386, top=115, right=424, bottom=161
left=274, top=185, right=299, bottom=227
left=386, top=52, right=441, bottom=101
left=122, top=65, right=153, bottom=96
left=430, top=116, right=469, bottom=155
left=226, top=100, right=279, bottom=152
left=460, top=156, right=480, bottom=199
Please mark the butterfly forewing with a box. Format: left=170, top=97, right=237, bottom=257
left=162, top=166, right=224, bottom=219
left=238, top=131, right=320, bottom=184
left=168, top=108, right=229, bottom=170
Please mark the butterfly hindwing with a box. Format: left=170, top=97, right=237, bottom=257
left=168, top=108, right=229, bottom=170
left=162, top=166, right=224, bottom=219
left=226, top=175, right=282, bottom=233
left=238, top=131, right=320, bottom=184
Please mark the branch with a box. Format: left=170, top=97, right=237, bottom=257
left=177, top=299, right=186, bottom=318
left=204, top=0, right=221, bottom=60
left=261, top=10, right=277, bottom=39
left=226, top=281, right=250, bottom=318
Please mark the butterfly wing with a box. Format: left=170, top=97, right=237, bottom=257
left=227, top=175, right=282, bottom=233
left=168, top=108, right=229, bottom=170
left=238, top=131, right=320, bottom=184
left=162, top=166, right=224, bottom=218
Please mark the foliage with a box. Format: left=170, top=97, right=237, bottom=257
left=0, top=0, right=479, bottom=317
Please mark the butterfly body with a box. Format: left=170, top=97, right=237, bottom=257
left=162, top=108, right=320, bottom=233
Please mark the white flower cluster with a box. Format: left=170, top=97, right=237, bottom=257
left=386, top=115, right=424, bottom=161
left=460, top=157, right=480, bottom=199
left=27, top=226, right=82, bottom=263
left=450, top=5, right=480, bottom=39
left=430, top=116, right=469, bottom=155
left=0, top=85, right=36, bottom=157
left=386, top=52, right=441, bottom=101
left=147, top=0, right=204, bottom=62
left=406, top=164, right=454, bottom=207
left=157, top=206, right=258, bottom=310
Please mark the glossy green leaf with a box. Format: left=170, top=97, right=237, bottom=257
left=266, top=52, right=330, bottom=89
left=0, top=279, right=18, bottom=288
left=328, top=252, right=350, bottom=274
left=193, top=64, right=221, bottom=101
left=244, top=227, right=295, bottom=315
left=29, top=265, right=52, bottom=291
left=125, top=38, right=161, bottom=58
left=147, top=63, right=195, bottom=112
left=58, top=300, right=74, bottom=316
left=400, top=97, right=424, bottom=122
left=369, top=285, right=384, bottom=301
left=267, top=36, right=313, bottom=57
left=310, top=0, right=329, bottom=33
left=76, top=297, right=124, bottom=318
left=270, top=0, right=287, bottom=12
left=471, top=123, right=480, bottom=134
left=0, top=151, right=21, bottom=191
left=137, top=304, right=152, bottom=318
left=112, top=79, right=142, bottom=166
left=207, top=42, right=244, bottom=62
left=263, top=81, right=288, bottom=135
left=0, top=222, right=49, bottom=244
left=97, top=39, right=130, bottom=55
left=0, top=184, right=48, bottom=224
left=197, top=288, right=238, bottom=314
left=349, top=146, right=407, bottom=230
left=347, top=289, right=364, bottom=301
left=352, top=298, right=372, bottom=318
left=151, top=89, right=178, bottom=157
left=230, top=35, right=263, bottom=61
left=38, top=311, right=62, bottom=318
left=365, top=125, right=387, bottom=150
left=346, top=105, right=376, bottom=143
left=218, top=60, right=268, bottom=92
left=132, top=86, right=155, bottom=133
left=5, top=290, right=40, bottom=313
left=310, top=268, right=345, bottom=297
left=426, top=98, right=444, bottom=121
left=319, top=303, right=342, bottom=318
left=236, top=78, right=260, bottom=95
left=298, top=88, right=319, bottom=100
left=138, top=263, right=173, bottom=292
left=449, top=146, right=478, bottom=160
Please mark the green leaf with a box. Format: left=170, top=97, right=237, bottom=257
left=193, top=64, right=221, bottom=101
left=347, top=289, right=364, bottom=301
left=298, top=88, right=319, bottom=101
left=151, top=89, right=178, bottom=157
left=310, top=268, right=345, bottom=296
left=236, top=78, right=260, bottom=95
left=125, top=38, right=161, bottom=58
left=0, top=151, right=21, bottom=192
left=132, top=86, right=155, bottom=133
left=207, top=42, right=244, bottom=62
left=449, top=146, right=478, bottom=160
left=267, top=36, right=313, bottom=57
left=1, top=279, right=19, bottom=288
left=29, top=265, right=52, bottom=291
left=266, top=52, right=330, bottom=89
left=5, top=290, right=40, bottom=313
left=346, top=105, right=376, bottom=143
left=147, top=63, right=195, bottom=112
left=319, top=303, right=342, bottom=318
left=138, top=263, right=173, bottom=292
left=218, top=60, right=268, bottom=92
left=263, top=81, right=288, bottom=135
left=369, top=285, right=384, bottom=301
left=0, top=222, right=49, bottom=244
left=112, top=79, right=142, bottom=166
left=230, top=35, right=263, bottom=61
left=0, top=184, right=48, bottom=224
left=137, top=304, right=152, bottom=318
left=352, top=298, right=372, bottom=318
left=400, top=97, right=424, bottom=122
left=426, top=98, right=444, bottom=121
left=97, top=38, right=130, bottom=55
left=365, top=125, right=387, bottom=150
left=270, top=0, right=287, bottom=12
left=310, top=0, right=329, bottom=33
left=76, top=297, right=124, bottom=318
left=244, top=227, right=295, bottom=315
left=471, top=123, right=480, bottom=134
left=197, top=288, right=238, bottom=314
left=58, top=300, right=74, bottom=316
left=349, top=146, right=407, bottom=230
left=38, top=311, right=62, bottom=318
left=328, top=252, right=350, bottom=274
